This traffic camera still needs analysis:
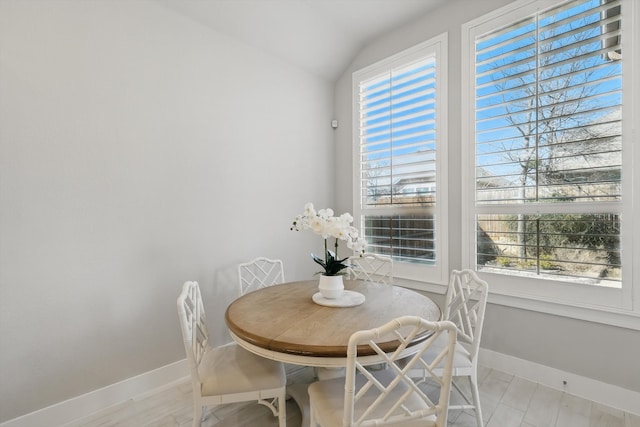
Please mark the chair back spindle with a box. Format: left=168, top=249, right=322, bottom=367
left=238, top=257, right=285, bottom=295
left=348, top=254, right=393, bottom=285
left=445, top=269, right=488, bottom=360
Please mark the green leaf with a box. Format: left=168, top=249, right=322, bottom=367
left=311, top=253, right=327, bottom=269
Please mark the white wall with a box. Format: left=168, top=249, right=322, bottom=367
left=334, top=0, right=640, bottom=398
left=0, top=0, right=333, bottom=422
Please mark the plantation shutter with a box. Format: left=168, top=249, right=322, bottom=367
left=358, top=57, right=437, bottom=207
left=357, top=56, right=439, bottom=264
left=474, top=0, right=622, bottom=204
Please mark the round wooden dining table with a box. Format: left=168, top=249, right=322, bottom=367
left=224, top=279, right=441, bottom=369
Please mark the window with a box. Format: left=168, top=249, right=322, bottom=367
left=353, top=34, right=448, bottom=285
left=462, top=0, right=638, bottom=321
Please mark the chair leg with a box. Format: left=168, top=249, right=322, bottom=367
left=278, top=393, right=286, bottom=427
left=192, top=403, right=203, bottom=427
left=469, top=375, right=483, bottom=427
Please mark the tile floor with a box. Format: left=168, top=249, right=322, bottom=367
left=63, top=365, right=640, bottom=427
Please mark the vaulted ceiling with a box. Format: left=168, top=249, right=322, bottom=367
left=155, top=0, right=448, bottom=81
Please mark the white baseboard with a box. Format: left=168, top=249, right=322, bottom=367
left=0, top=359, right=189, bottom=427
left=479, top=348, right=640, bottom=416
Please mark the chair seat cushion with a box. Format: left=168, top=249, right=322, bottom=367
left=421, top=332, right=473, bottom=372
left=308, top=369, right=438, bottom=427
left=199, top=343, right=285, bottom=396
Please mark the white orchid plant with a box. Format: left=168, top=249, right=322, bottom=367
left=291, top=203, right=367, bottom=276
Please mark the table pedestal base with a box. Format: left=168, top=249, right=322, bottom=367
left=287, top=383, right=310, bottom=427
left=315, top=366, right=345, bottom=380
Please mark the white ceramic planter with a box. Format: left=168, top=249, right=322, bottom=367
left=318, top=275, right=344, bottom=299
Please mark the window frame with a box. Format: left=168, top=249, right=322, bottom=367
left=352, top=33, right=449, bottom=287
left=461, top=0, right=639, bottom=329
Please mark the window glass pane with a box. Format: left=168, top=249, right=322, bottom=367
left=472, top=0, right=623, bottom=286
left=363, top=214, right=435, bottom=265
left=360, top=57, right=437, bottom=208
left=357, top=45, right=442, bottom=268
left=477, top=213, right=621, bottom=286
left=475, top=0, right=622, bottom=205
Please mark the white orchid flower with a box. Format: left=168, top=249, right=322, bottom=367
left=310, top=217, right=325, bottom=235
left=304, top=203, right=315, bottom=217
left=291, top=203, right=367, bottom=274
left=339, top=213, right=353, bottom=224
left=317, top=208, right=334, bottom=219
left=348, top=237, right=367, bottom=255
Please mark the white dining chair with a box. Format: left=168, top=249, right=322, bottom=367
left=407, top=269, right=489, bottom=427
left=177, top=281, right=286, bottom=427
left=308, top=316, right=458, bottom=427
left=237, top=256, right=285, bottom=296
left=347, top=253, right=393, bottom=285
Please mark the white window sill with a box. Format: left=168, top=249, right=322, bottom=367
left=395, top=277, right=640, bottom=331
